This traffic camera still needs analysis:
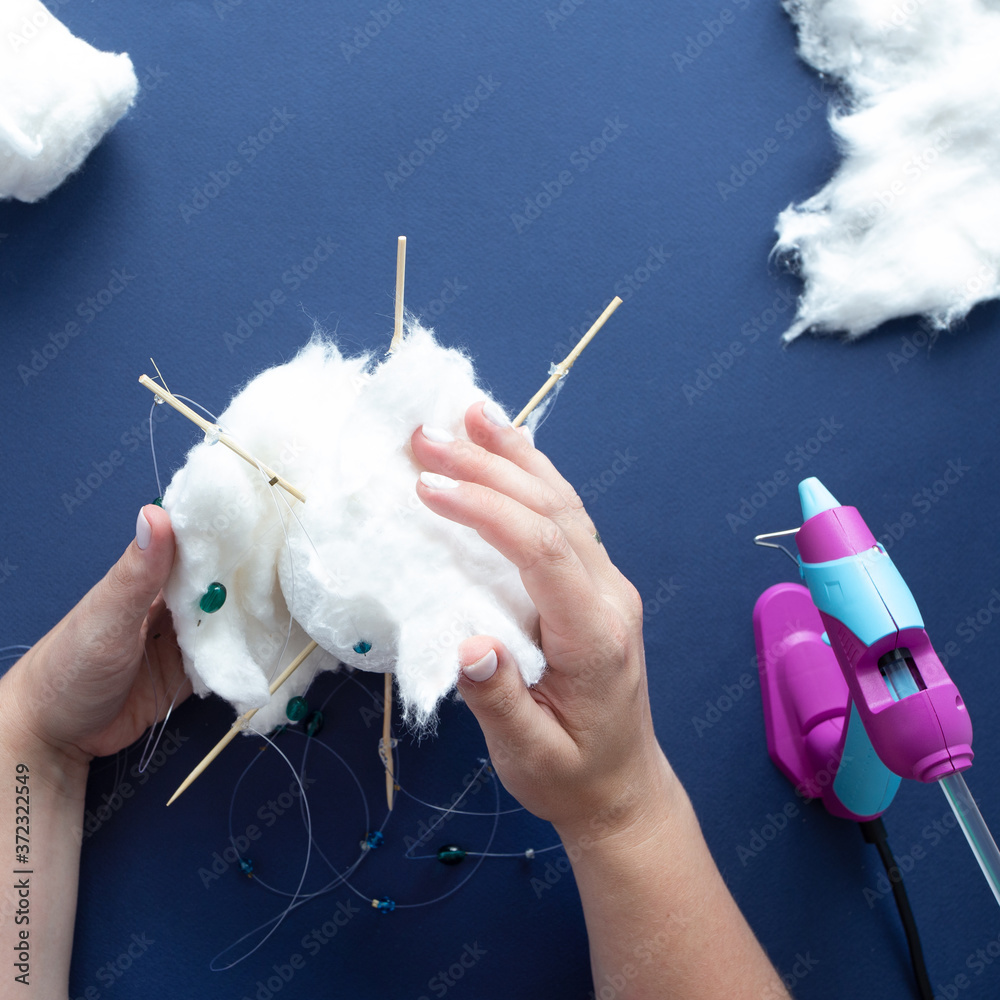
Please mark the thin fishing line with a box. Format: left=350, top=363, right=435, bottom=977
left=465, top=844, right=563, bottom=858
left=212, top=720, right=376, bottom=970
left=147, top=390, right=219, bottom=499
left=300, top=754, right=499, bottom=910
left=148, top=401, right=164, bottom=498
left=394, top=783, right=524, bottom=818
left=136, top=673, right=188, bottom=774
left=209, top=725, right=314, bottom=972
left=229, top=672, right=374, bottom=902
left=525, top=362, right=568, bottom=435
left=399, top=759, right=492, bottom=859
left=214, top=673, right=551, bottom=966
left=227, top=728, right=370, bottom=902
left=392, top=762, right=501, bottom=909
left=175, top=394, right=220, bottom=423
left=293, top=674, right=391, bottom=883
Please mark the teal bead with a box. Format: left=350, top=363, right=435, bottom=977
left=437, top=845, right=466, bottom=866
left=239, top=858, right=253, bottom=876
left=375, top=897, right=395, bottom=913
left=286, top=696, right=308, bottom=722
left=199, top=582, right=227, bottom=614
left=153, top=497, right=163, bottom=507
left=353, top=640, right=372, bottom=656
left=305, top=710, right=324, bottom=737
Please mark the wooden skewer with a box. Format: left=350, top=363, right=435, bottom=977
left=382, top=673, right=395, bottom=810
left=382, top=234, right=407, bottom=805
left=138, top=374, right=307, bottom=504
left=390, top=235, right=406, bottom=351
left=167, top=641, right=319, bottom=805
left=513, top=295, right=623, bottom=428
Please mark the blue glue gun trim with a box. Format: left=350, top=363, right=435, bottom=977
left=801, top=546, right=923, bottom=647
left=833, top=703, right=901, bottom=818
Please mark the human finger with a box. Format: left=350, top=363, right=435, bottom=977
left=71, top=504, right=176, bottom=669
left=468, top=401, right=599, bottom=526
left=416, top=471, right=610, bottom=649
left=412, top=407, right=613, bottom=584
left=456, top=636, right=577, bottom=819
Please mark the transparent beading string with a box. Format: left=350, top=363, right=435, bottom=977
left=210, top=727, right=314, bottom=972
left=135, top=659, right=188, bottom=775
left=524, top=362, right=568, bottom=435
left=208, top=668, right=564, bottom=967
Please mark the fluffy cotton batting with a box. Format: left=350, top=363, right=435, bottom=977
left=162, top=324, right=545, bottom=733
left=0, top=0, right=137, bottom=203
left=774, top=0, right=1000, bottom=340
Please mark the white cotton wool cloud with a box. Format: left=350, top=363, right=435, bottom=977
left=0, top=0, right=138, bottom=203
left=162, top=324, right=545, bottom=733
left=774, top=0, right=1000, bottom=339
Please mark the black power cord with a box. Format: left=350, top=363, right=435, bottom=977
left=859, top=818, right=933, bottom=1000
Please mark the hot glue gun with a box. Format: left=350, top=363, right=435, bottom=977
left=753, top=477, right=1000, bottom=906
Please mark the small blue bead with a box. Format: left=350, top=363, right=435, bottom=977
left=376, top=897, right=395, bottom=913
left=437, top=845, right=466, bottom=865
left=199, top=582, right=227, bottom=614
left=364, top=831, right=384, bottom=850
left=239, top=858, right=253, bottom=876
left=286, top=696, right=308, bottom=722
left=305, top=710, right=324, bottom=737
left=353, top=640, right=372, bottom=655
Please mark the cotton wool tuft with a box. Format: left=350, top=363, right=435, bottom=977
left=0, top=0, right=138, bottom=203
left=162, top=325, right=545, bottom=733
left=774, top=0, right=1000, bottom=339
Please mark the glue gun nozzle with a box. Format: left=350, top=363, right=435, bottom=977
left=798, top=477, right=840, bottom=521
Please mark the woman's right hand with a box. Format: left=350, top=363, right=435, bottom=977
left=412, top=401, right=677, bottom=841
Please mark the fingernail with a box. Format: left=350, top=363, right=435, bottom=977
left=136, top=509, right=152, bottom=550
left=419, top=471, right=460, bottom=490
left=518, top=425, right=534, bottom=447
left=421, top=425, right=454, bottom=443
left=463, top=649, right=498, bottom=682
left=482, top=400, right=512, bottom=428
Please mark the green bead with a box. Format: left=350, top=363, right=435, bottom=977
left=198, top=582, right=226, bottom=613
left=305, top=710, right=324, bottom=737
left=153, top=497, right=163, bottom=507
left=353, top=640, right=372, bottom=656
left=437, top=845, right=466, bottom=866
left=286, top=696, right=308, bottom=722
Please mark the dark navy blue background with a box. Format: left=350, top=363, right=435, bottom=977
left=2, top=2, right=999, bottom=997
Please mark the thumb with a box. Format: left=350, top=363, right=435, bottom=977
left=74, top=504, right=176, bottom=663
left=456, top=637, right=548, bottom=763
